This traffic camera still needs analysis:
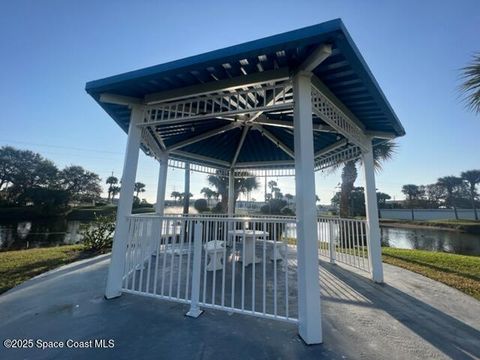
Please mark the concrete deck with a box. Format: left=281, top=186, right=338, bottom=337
left=0, top=254, right=479, bottom=359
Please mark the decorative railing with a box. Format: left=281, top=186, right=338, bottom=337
left=142, top=83, right=293, bottom=127
left=122, top=215, right=298, bottom=322
left=311, top=86, right=368, bottom=151
left=317, top=217, right=370, bottom=272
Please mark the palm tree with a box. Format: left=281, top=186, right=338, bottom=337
left=170, top=191, right=181, bottom=204
left=285, top=193, right=294, bottom=205
left=134, top=182, right=146, bottom=198
left=200, top=187, right=215, bottom=201
left=376, top=192, right=391, bottom=207
left=207, top=171, right=259, bottom=213
left=106, top=176, right=118, bottom=203
left=460, top=52, right=480, bottom=113
left=401, top=184, right=424, bottom=207
left=461, top=170, right=480, bottom=220
left=111, top=185, right=121, bottom=201
left=335, top=141, right=397, bottom=217
left=437, top=176, right=463, bottom=220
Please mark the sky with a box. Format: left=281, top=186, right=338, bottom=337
left=0, top=0, right=479, bottom=205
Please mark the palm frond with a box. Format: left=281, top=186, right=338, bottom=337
left=459, top=52, right=480, bottom=114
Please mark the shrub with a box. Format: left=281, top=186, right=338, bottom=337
left=81, top=214, right=115, bottom=252
left=260, top=199, right=288, bottom=215
left=211, top=202, right=224, bottom=213
left=194, top=199, right=209, bottom=213
left=281, top=207, right=295, bottom=216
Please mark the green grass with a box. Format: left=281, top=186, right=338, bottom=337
left=381, top=247, right=480, bottom=300
left=0, top=245, right=96, bottom=294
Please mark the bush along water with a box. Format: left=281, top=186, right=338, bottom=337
left=80, top=214, right=115, bottom=252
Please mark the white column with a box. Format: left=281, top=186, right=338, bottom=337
left=155, top=152, right=169, bottom=215
left=293, top=72, right=322, bottom=344
left=183, top=162, right=190, bottom=214
left=362, top=140, right=384, bottom=283
left=228, top=168, right=235, bottom=216
left=105, top=106, right=143, bottom=299
left=186, top=222, right=204, bottom=318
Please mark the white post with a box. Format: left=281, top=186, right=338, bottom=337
left=183, top=162, right=190, bottom=214
left=155, top=152, right=169, bottom=216
left=152, top=152, right=168, bottom=255
left=105, top=106, right=143, bottom=299
left=186, top=222, right=204, bottom=318
left=293, top=72, right=322, bottom=344
left=362, top=140, right=384, bottom=283
left=329, top=221, right=336, bottom=264
left=228, top=168, right=235, bottom=216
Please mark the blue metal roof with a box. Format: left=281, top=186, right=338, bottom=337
left=86, top=19, right=405, bottom=169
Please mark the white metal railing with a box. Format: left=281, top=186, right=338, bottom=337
left=317, top=217, right=370, bottom=272
left=142, top=83, right=293, bottom=127
left=130, top=213, right=296, bottom=220
left=122, top=215, right=298, bottom=323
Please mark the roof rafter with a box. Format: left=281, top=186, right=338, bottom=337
left=231, top=124, right=250, bottom=167
left=167, top=122, right=241, bottom=151
left=145, top=68, right=290, bottom=104
left=297, top=44, right=332, bottom=73
left=252, top=124, right=294, bottom=159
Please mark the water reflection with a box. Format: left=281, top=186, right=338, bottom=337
left=1, top=217, right=479, bottom=256
left=0, top=219, right=84, bottom=251
left=381, top=226, right=480, bottom=256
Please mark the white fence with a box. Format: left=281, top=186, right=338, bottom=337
left=122, top=215, right=298, bottom=322
left=317, top=217, right=370, bottom=272
left=379, top=208, right=478, bottom=221
left=121, top=214, right=370, bottom=323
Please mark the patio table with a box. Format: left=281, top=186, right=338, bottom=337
left=228, top=230, right=269, bottom=266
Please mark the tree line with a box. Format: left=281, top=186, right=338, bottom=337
left=0, top=146, right=102, bottom=208
left=0, top=146, right=149, bottom=209
left=401, top=170, right=480, bottom=220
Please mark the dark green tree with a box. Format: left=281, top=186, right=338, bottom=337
left=106, top=176, right=119, bottom=203
left=437, top=176, right=464, bottom=219
left=134, top=182, right=146, bottom=198
left=334, top=141, right=396, bottom=217
left=60, top=165, right=102, bottom=203
left=461, top=170, right=480, bottom=220
left=207, top=171, right=259, bottom=213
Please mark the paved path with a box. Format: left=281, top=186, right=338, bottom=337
left=0, top=254, right=479, bottom=359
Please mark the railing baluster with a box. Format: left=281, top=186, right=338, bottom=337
left=160, top=219, right=168, bottom=296
left=241, top=222, right=245, bottom=311
left=176, top=218, right=185, bottom=298
left=145, top=219, right=153, bottom=294
left=231, top=218, right=236, bottom=309
left=262, top=221, right=266, bottom=315
left=221, top=219, right=227, bottom=308
left=168, top=219, right=176, bottom=298
left=185, top=220, right=193, bottom=300
left=211, top=220, right=218, bottom=306
left=273, top=220, right=277, bottom=317
left=153, top=217, right=161, bottom=295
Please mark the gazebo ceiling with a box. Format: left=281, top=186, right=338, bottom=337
left=86, top=18, right=405, bottom=172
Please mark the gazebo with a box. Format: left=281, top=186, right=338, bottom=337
left=86, top=18, right=405, bottom=345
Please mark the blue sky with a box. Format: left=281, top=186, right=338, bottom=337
left=1, top=0, right=479, bottom=204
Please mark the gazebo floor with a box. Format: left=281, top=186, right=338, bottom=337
left=123, top=243, right=300, bottom=321
left=0, top=253, right=479, bottom=360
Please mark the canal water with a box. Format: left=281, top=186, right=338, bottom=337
left=1, top=218, right=479, bottom=256
left=380, top=226, right=480, bottom=256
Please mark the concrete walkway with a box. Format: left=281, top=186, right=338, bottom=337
left=0, top=254, right=479, bottom=360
